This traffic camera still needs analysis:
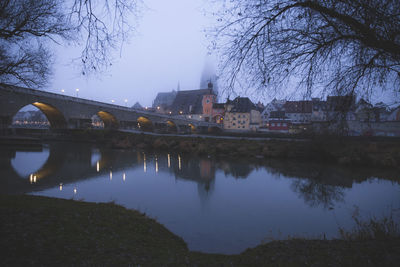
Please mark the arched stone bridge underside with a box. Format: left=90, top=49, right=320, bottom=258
left=0, top=84, right=222, bottom=133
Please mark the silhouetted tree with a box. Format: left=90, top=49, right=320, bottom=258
left=0, top=0, right=141, bottom=87
left=212, top=0, right=400, bottom=99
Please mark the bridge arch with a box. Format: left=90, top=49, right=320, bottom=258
left=137, top=116, right=153, bottom=131
left=96, top=111, right=119, bottom=129
left=188, top=123, right=196, bottom=133
left=12, top=102, right=67, bottom=129
left=166, top=120, right=178, bottom=133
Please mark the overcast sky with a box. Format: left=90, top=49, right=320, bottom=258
left=47, top=0, right=213, bottom=108
left=42, top=0, right=397, bottom=108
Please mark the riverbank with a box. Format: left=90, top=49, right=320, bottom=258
left=109, top=131, right=400, bottom=169
left=2, top=128, right=400, bottom=168
left=1, top=194, right=399, bottom=266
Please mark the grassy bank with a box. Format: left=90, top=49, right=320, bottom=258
left=108, top=131, right=400, bottom=169
left=1, top=194, right=399, bottom=266
left=3, top=129, right=400, bottom=168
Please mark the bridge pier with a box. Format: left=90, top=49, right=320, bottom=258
left=0, top=84, right=225, bottom=134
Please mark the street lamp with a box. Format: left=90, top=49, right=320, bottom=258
left=76, top=88, right=79, bottom=97
left=111, top=99, right=115, bottom=104
left=124, top=99, right=128, bottom=106
left=61, top=89, right=65, bottom=94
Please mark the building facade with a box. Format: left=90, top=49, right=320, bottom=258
left=223, top=97, right=260, bottom=131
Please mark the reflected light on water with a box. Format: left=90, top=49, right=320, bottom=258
left=143, top=153, right=147, bottom=172
left=6, top=144, right=400, bottom=255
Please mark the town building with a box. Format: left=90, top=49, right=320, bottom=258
left=387, top=106, right=400, bottom=121
left=283, top=100, right=313, bottom=124
left=131, top=102, right=143, bottom=110
left=260, top=99, right=286, bottom=127
left=223, top=97, right=261, bottom=131
left=326, top=95, right=356, bottom=121
left=211, top=103, right=225, bottom=124
left=169, top=82, right=216, bottom=121
left=311, top=98, right=327, bottom=122
left=268, top=111, right=290, bottom=132
left=152, top=90, right=177, bottom=113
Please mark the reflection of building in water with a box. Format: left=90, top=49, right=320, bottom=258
left=135, top=152, right=217, bottom=197
left=199, top=159, right=213, bottom=180
left=197, top=178, right=215, bottom=205
left=218, top=160, right=254, bottom=179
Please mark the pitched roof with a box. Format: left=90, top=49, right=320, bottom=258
left=327, top=95, right=356, bottom=112
left=131, top=102, right=143, bottom=109
left=170, top=89, right=215, bottom=114
left=270, top=110, right=287, bottom=119
left=152, top=91, right=177, bottom=108
left=228, top=97, right=257, bottom=113
left=213, top=103, right=225, bottom=109
left=284, top=101, right=312, bottom=113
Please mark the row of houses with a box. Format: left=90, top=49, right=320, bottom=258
left=137, top=84, right=400, bottom=135
left=261, top=96, right=400, bottom=134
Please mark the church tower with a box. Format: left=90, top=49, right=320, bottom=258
left=200, top=55, right=218, bottom=96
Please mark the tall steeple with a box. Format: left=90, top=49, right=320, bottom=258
left=200, top=55, right=218, bottom=96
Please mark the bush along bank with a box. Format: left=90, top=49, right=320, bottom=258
left=108, top=131, right=400, bottom=169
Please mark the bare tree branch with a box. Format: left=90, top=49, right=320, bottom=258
left=211, top=0, right=400, bottom=101
left=0, top=0, right=142, bottom=88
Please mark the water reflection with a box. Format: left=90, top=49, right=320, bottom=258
left=291, top=179, right=345, bottom=209
left=1, top=142, right=399, bottom=254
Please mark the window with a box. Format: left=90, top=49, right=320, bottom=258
left=206, top=99, right=210, bottom=103
left=233, top=123, right=236, bottom=126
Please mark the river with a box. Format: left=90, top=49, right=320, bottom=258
left=1, top=142, right=399, bottom=254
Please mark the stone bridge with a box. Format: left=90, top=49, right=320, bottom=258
left=0, top=84, right=223, bottom=133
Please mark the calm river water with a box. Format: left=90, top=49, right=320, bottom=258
left=1, top=142, right=399, bottom=254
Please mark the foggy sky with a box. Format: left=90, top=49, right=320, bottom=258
left=42, top=0, right=396, bottom=108
left=47, top=0, right=213, bottom=107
